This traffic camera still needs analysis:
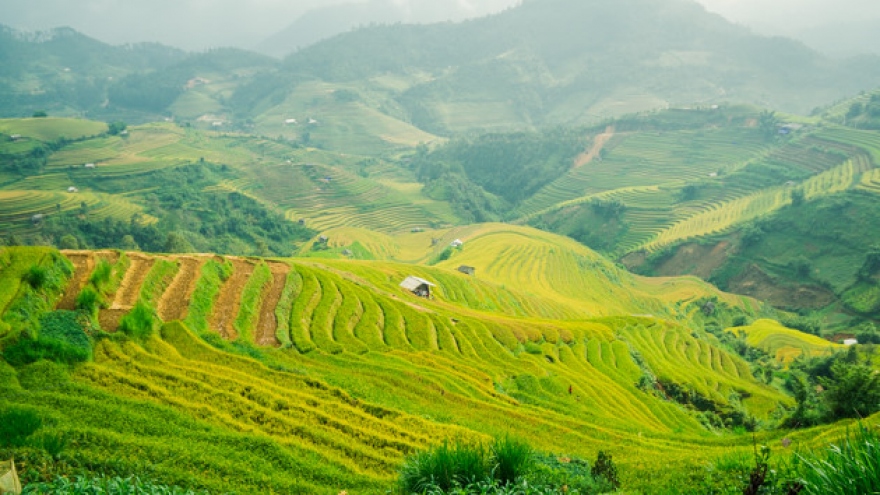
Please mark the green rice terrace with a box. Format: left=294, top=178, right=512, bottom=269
left=1, top=223, right=879, bottom=493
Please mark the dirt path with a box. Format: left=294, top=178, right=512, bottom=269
left=573, top=125, right=615, bottom=169
left=110, top=254, right=155, bottom=309
left=255, top=263, right=290, bottom=347
left=209, top=258, right=256, bottom=340
left=56, top=252, right=94, bottom=310
left=157, top=257, right=205, bottom=322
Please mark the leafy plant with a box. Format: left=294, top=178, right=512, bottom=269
left=399, top=439, right=487, bottom=493
left=22, top=266, right=48, bottom=289
left=118, top=301, right=158, bottom=341
left=797, top=425, right=880, bottom=495
left=590, top=451, right=619, bottom=491
left=491, top=435, right=533, bottom=485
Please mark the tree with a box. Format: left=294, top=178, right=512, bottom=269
left=821, top=361, right=880, bottom=420
left=164, top=232, right=194, bottom=254
left=120, top=235, right=140, bottom=251
left=59, top=234, right=79, bottom=250
left=108, top=121, right=127, bottom=136
left=32, top=110, right=48, bottom=118
left=758, top=110, right=780, bottom=140
left=790, top=188, right=805, bottom=207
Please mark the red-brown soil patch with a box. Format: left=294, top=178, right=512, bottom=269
left=255, top=263, right=290, bottom=347
left=98, top=308, right=128, bottom=333
left=209, top=258, right=256, bottom=340
left=56, top=252, right=94, bottom=310
left=110, top=254, right=155, bottom=309
left=728, top=264, right=836, bottom=310
left=653, top=241, right=732, bottom=279
left=157, top=257, right=205, bottom=322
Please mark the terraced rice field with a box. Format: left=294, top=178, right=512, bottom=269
left=729, top=319, right=842, bottom=365
left=0, top=241, right=869, bottom=493
left=641, top=156, right=873, bottom=252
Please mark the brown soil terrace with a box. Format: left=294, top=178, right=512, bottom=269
left=157, top=257, right=205, bottom=322
left=111, top=254, right=155, bottom=309
left=255, top=262, right=290, bottom=347
left=56, top=252, right=94, bottom=310
left=209, top=257, right=256, bottom=340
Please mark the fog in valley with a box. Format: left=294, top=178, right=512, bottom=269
left=2, top=0, right=878, bottom=56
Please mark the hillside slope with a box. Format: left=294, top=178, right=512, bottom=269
left=0, top=240, right=806, bottom=493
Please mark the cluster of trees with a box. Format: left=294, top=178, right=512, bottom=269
left=784, top=346, right=880, bottom=427
left=17, top=163, right=315, bottom=256
left=409, top=129, right=586, bottom=220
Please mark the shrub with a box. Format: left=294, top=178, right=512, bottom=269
left=75, top=287, right=102, bottom=315
left=88, top=259, right=113, bottom=290
left=399, top=439, right=487, bottom=493
left=491, top=435, right=533, bottom=485
left=2, top=338, right=91, bottom=366
left=797, top=424, right=880, bottom=495
left=22, top=265, right=48, bottom=289
left=118, top=301, right=158, bottom=341
left=39, top=310, right=91, bottom=351
left=0, top=405, right=42, bottom=447
left=591, top=451, right=620, bottom=490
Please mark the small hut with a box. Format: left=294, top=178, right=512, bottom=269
left=400, top=276, right=435, bottom=298
left=450, top=239, right=463, bottom=248
left=457, top=265, right=476, bottom=276
left=84, top=163, right=96, bottom=169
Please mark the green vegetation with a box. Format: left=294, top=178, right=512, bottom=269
left=796, top=424, right=880, bottom=495
left=23, top=476, right=208, bottom=495
left=183, top=258, right=233, bottom=333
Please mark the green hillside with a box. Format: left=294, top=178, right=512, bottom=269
left=2, top=239, right=873, bottom=494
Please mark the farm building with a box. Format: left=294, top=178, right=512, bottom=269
left=458, top=265, right=476, bottom=276
left=400, top=276, right=435, bottom=298
left=450, top=239, right=464, bottom=248
left=84, top=163, right=96, bottom=169
left=30, top=214, right=44, bottom=224
left=285, top=118, right=298, bottom=124
left=9, top=134, right=21, bottom=141
left=844, top=339, right=859, bottom=346
left=67, top=186, right=78, bottom=193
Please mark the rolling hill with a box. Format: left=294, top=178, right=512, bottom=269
left=0, top=236, right=837, bottom=493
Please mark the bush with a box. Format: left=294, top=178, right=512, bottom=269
left=2, top=338, right=91, bottom=366
left=399, top=439, right=487, bottom=493
left=88, top=259, right=113, bottom=290
left=75, top=287, right=102, bottom=315
left=591, top=451, right=620, bottom=490
left=22, top=265, right=48, bottom=289
left=39, top=310, right=91, bottom=351
left=118, top=301, right=158, bottom=341
left=0, top=405, right=42, bottom=447
left=491, top=435, right=533, bottom=485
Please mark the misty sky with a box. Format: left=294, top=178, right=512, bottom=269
left=1, top=0, right=878, bottom=51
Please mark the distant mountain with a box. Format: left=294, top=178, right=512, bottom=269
left=255, top=0, right=518, bottom=58
left=0, top=25, right=275, bottom=122
left=792, top=20, right=880, bottom=58
left=253, top=0, right=880, bottom=133
left=0, top=25, right=185, bottom=117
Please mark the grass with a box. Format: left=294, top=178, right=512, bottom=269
left=796, top=424, right=880, bottom=495
left=233, top=261, right=272, bottom=342
left=183, top=258, right=232, bottom=333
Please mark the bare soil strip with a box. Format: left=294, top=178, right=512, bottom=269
left=255, top=263, right=291, bottom=347
left=98, top=308, right=128, bottom=333
left=210, top=258, right=256, bottom=340
left=573, top=125, right=615, bottom=169
left=157, top=257, right=205, bottom=322
left=56, top=252, right=94, bottom=310
left=110, top=254, right=155, bottom=309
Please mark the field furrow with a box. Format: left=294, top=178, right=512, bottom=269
left=157, top=257, right=205, bottom=322
left=255, top=262, right=291, bottom=347
left=209, top=258, right=256, bottom=340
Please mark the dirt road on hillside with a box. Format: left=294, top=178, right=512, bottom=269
left=573, top=126, right=615, bottom=169
left=255, top=263, right=291, bottom=347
